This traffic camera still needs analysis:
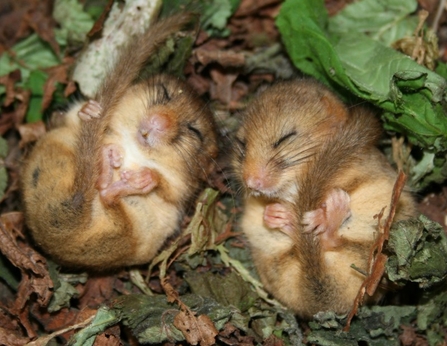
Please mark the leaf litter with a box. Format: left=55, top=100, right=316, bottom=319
left=1, top=0, right=447, bottom=345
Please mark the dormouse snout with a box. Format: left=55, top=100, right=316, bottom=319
left=138, top=113, right=172, bottom=147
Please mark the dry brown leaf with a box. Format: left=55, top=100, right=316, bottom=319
left=194, top=48, right=245, bottom=67
left=41, top=59, right=75, bottom=111
left=0, top=1, right=31, bottom=49
left=263, top=335, right=285, bottom=346
left=234, top=0, right=281, bottom=17
left=161, top=278, right=181, bottom=305
left=78, top=276, right=117, bottom=309
left=25, top=313, right=95, bottom=346
left=324, top=0, right=355, bottom=16
left=173, top=311, right=218, bottom=346
left=24, top=0, right=59, bottom=55
left=87, top=0, right=114, bottom=38
left=0, top=70, right=22, bottom=107
left=218, top=322, right=255, bottom=345
left=0, top=0, right=58, bottom=53
left=209, top=68, right=238, bottom=106
left=0, top=326, right=29, bottom=346
left=0, top=213, right=53, bottom=337
left=12, top=89, right=31, bottom=127
left=17, top=121, right=46, bottom=147
left=418, top=188, right=447, bottom=231
left=93, top=326, right=122, bottom=346
left=64, top=80, right=77, bottom=98
left=0, top=111, right=15, bottom=135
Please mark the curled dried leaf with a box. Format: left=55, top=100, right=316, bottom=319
left=173, top=311, right=218, bottom=346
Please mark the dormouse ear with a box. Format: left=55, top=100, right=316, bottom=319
left=321, top=94, right=348, bottom=124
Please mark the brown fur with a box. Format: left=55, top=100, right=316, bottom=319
left=232, top=79, right=416, bottom=318
left=21, top=13, right=218, bottom=270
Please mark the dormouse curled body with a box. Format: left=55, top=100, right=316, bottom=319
left=232, top=79, right=416, bottom=318
left=21, top=13, right=218, bottom=270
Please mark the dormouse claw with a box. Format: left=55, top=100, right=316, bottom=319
left=302, top=188, right=351, bottom=237
left=78, top=100, right=103, bottom=121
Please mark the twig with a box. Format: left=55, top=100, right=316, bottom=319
left=25, top=315, right=95, bottom=346
left=432, top=0, right=447, bottom=33
left=343, top=171, right=407, bottom=331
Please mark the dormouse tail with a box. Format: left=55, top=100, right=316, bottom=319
left=291, top=107, right=383, bottom=313
left=73, top=12, right=197, bottom=202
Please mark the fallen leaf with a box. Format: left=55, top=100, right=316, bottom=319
left=194, top=48, right=245, bottom=67
left=0, top=213, right=53, bottom=337
left=209, top=68, right=238, bottom=106
left=234, top=0, right=281, bottom=17
left=0, top=70, right=22, bottom=107
left=25, top=313, right=96, bottom=346
left=24, top=0, right=59, bottom=56
left=78, top=276, right=117, bottom=309
left=92, top=325, right=122, bottom=346
left=0, top=1, right=30, bottom=49
left=41, top=59, right=74, bottom=111
left=86, top=0, right=114, bottom=38
left=173, top=310, right=218, bottom=346
left=0, top=326, right=29, bottom=346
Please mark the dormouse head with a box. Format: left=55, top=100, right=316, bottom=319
left=111, top=75, right=218, bottom=198
left=232, top=79, right=348, bottom=201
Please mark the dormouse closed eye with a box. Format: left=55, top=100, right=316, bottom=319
left=154, top=83, right=171, bottom=105
left=235, top=137, right=246, bottom=150
left=273, top=130, right=297, bottom=149
left=187, top=123, right=204, bottom=142
left=234, top=137, right=246, bottom=157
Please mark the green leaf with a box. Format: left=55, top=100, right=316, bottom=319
left=53, top=0, right=95, bottom=46
left=183, top=270, right=258, bottom=313
left=0, top=34, right=60, bottom=83
left=48, top=271, right=88, bottom=312
left=328, top=0, right=418, bottom=46
left=48, top=280, right=79, bottom=312
left=23, top=70, right=48, bottom=122
left=276, top=0, right=447, bottom=187
left=112, top=294, right=232, bottom=344
left=276, top=0, right=360, bottom=92
left=70, top=307, right=120, bottom=346
left=386, top=215, right=447, bottom=288
left=416, top=285, right=447, bottom=345
left=357, top=305, right=416, bottom=338
left=436, top=62, right=447, bottom=79
left=332, top=34, right=447, bottom=150
left=307, top=306, right=415, bottom=345
left=200, top=0, right=233, bottom=37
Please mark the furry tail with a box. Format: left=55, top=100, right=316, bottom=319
left=293, top=107, right=382, bottom=309
left=72, top=12, right=197, bottom=202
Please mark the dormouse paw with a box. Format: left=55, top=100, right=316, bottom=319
left=120, top=168, right=159, bottom=194
left=98, top=144, right=124, bottom=190
left=302, top=188, right=351, bottom=235
left=264, top=203, right=293, bottom=229
left=264, top=203, right=297, bottom=239
left=100, top=167, right=158, bottom=205
left=302, top=208, right=326, bottom=234
left=78, top=100, right=102, bottom=121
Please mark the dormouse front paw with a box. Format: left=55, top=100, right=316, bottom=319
left=303, top=188, right=351, bottom=234
left=100, top=167, right=159, bottom=205
left=120, top=168, right=159, bottom=194
left=98, top=144, right=124, bottom=190
left=302, top=188, right=351, bottom=248
left=264, top=203, right=296, bottom=238
left=78, top=100, right=102, bottom=121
